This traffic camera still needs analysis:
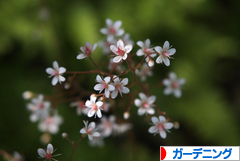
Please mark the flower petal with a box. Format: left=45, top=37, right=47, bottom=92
left=139, top=93, right=147, bottom=100
left=156, top=56, right=162, bottom=64
left=137, top=41, right=144, bottom=48
left=138, top=108, right=145, bottom=115
left=46, top=68, right=54, bottom=75
left=163, top=58, right=170, bottom=66
left=168, top=48, right=176, bottom=55
left=155, top=46, right=162, bottom=54
left=47, top=143, right=53, bottom=154
left=164, top=122, right=173, bottom=130
left=159, top=130, right=167, bottom=139
left=147, top=108, right=155, bottom=115
left=96, top=109, right=102, bottom=118
left=159, top=115, right=166, bottom=123
left=111, top=90, right=118, bottom=99
left=136, top=49, right=145, bottom=56
left=51, top=76, right=58, bottom=86
left=80, top=128, right=86, bottom=134
left=53, top=61, right=59, bottom=70
left=113, top=20, right=122, bottom=29
left=117, top=39, right=124, bottom=49
left=113, top=56, right=122, bottom=63
left=88, top=110, right=95, bottom=117
left=59, top=67, right=66, bottom=74
left=110, top=45, right=118, bottom=54
left=163, top=41, right=169, bottom=49
left=77, top=53, right=87, bottom=60
left=151, top=116, right=159, bottom=124
left=147, top=95, right=156, bottom=104
left=134, top=99, right=141, bottom=107
left=148, top=126, right=158, bottom=133
left=125, top=45, right=133, bottom=53
left=37, top=148, right=46, bottom=157
left=174, top=89, right=182, bottom=98
left=122, top=87, right=130, bottom=94
left=92, top=43, right=98, bottom=52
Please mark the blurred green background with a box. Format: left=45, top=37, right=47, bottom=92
left=1, top=0, right=240, bottom=160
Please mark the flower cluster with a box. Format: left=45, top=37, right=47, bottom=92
left=25, top=93, right=63, bottom=141
left=21, top=18, right=186, bottom=161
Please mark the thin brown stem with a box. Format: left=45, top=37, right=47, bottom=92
left=68, top=136, right=84, bottom=161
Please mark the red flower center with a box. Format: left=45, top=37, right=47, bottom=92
left=117, top=47, right=125, bottom=56
left=46, top=154, right=52, bottom=160
left=162, top=51, right=169, bottom=57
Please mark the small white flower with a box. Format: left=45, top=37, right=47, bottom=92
left=99, top=36, right=117, bottom=54
left=155, top=41, right=176, bottom=66
left=121, top=33, right=134, bottom=46
left=89, top=134, right=105, bottom=147
left=37, top=143, right=61, bottom=161
left=80, top=120, right=100, bottom=140
left=148, top=115, right=173, bottom=139
left=38, top=112, right=63, bottom=134
left=110, top=39, right=132, bottom=63
left=46, top=61, right=66, bottom=86
left=135, top=63, right=153, bottom=82
left=162, top=72, right=185, bottom=98
left=70, top=100, right=88, bottom=115
left=134, top=93, right=156, bottom=116
left=85, top=94, right=103, bottom=118
left=94, top=75, right=115, bottom=98
left=27, top=94, right=50, bottom=122
left=113, top=123, right=132, bottom=135
left=100, top=18, right=124, bottom=39
left=136, top=39, right=156, bottom=67
left=98, top=115, right=117, bottom=137
left=77, top=41, right=97, bottom=60
left=111, top=76, right=130, bottom=99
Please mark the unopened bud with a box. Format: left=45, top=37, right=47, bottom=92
left=123, top=112, right=130, bottom=119
left=40, top=133, right=51, bottom=144
left=62, top=132, right=68, bottom=139
left=22, top=91, right=33, bottom=100
left=173, top=121, right=180, bottom=129
left=64, top=83, right=71, bottom=89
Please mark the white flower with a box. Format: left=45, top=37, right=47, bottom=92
left=94, top=75, right=115, bottom=98
left=100, top=18, right=124, bottom=39
left=135, top=63, right=153, bottom=82
left=77, top=41, right=97, bottom=60
left=99, top=36, right=117, bottom=54
left=38, top=112, right=63, bottom=134
left=98, top=115, right=117, bottom=137
left=136, top=39, right=156, bottom=67
left=37, top=143, right=61, bottom=161
left=85, top=94, right=103, bottom=118
left=89, top=134, right=105, bottom=147
left=148, top=116, right=173, bottom=139
left=70, top=100, right=88, bottom=115
left=111, top=76, right=130, bottom=99
left=155, top=41, right=176, bottom=66
left=80, top=121, right=100, bottom=140
left=162, top=72, right=185, bottom=98
left=27, top=94, right=50, bottom=122
left=134, top=93, right=156, bottom=116
left=121, top=33, right=134, bottom=46
left=110, top=39, right=132, bottom=63
left=46, top=61, right=66, bottom=86
left=113, top=123, right=132, bottom=135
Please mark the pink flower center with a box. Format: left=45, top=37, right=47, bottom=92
left=158, top=124, right=163, bottom=131
left=103, top=83, right=108, bottom=89
left=143, top=48, right=151, bottom=54
left=46, top=154, right=52, bottom=160
left=162, top=51, right=169, bottom=57
left=92, top=104, right=98, bottom=111
left=45, top=117, right=53, bottom=125
left=115, top=84, right=121, bottom=91
left=53, top=70, right=59, bottom=76
left=171, top=82, right=179, bottom=89
left=143, top=102, right=150, bottom=108
left=86, top=128, right=93, bottom=134
left=38, top=102, right=44, bottom=109
left=117, top=47, right=125, bottom=56
left=85, top=47, right=92, bottom=56
left=109, top=28, right=116, bottom=34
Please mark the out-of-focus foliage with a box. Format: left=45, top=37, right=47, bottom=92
left=1, top=0, right=240, bottom=160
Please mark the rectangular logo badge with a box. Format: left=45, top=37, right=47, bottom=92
left=160, top=146, right=239, bottom=160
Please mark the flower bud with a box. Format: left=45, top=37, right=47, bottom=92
left=22, top=91, right=33, bottom=100
left=173, top=121, right=180, bottom=129
left=123, top=112, right=130, bottom=119
left=62, top=132, right=68, bottom=139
